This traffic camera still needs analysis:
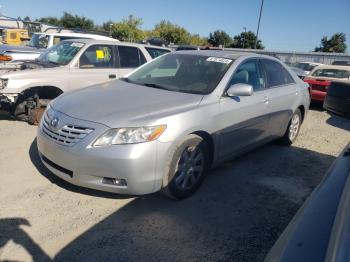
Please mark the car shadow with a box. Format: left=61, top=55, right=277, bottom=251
left=29, top=138, right=133, bottom=199
left=309, top=101, right=324, bottom=111
left=25, top=140, right=337, bottom=261
left=0, top=111, right=15, bottom=121
left=326, top=112, right=350, bottom=132
left=52, top=145, right=335, bottom=262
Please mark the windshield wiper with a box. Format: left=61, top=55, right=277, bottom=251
left=47, top=61, right=60, bottom=66
left=121, top=77, right=131, bottom=83
left=141, top=83, right=170, bottom=91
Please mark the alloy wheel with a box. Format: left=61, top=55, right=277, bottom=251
left=174, top=146, right=205, bottom=191
left=289, top=113, right=300, bottom=140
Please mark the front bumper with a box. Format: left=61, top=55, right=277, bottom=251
left=36, top=111, right=174, bottom=195
left=324, top=95, right=350, bottom=117
left=311, top=90, right=327, bottom=102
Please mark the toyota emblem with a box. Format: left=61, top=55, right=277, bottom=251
left=50, top=117, right=59, bottom=129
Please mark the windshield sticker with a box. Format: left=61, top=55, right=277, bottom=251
left=71, top=43, right=84, bottom=48
left=96, top=50, right=105, bottom=59
left=206, top=57, right=232, bottom=64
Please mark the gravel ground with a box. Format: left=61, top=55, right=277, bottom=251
left=1, top=108, right=350, bottom=262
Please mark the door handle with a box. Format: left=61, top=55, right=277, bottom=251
left=263, top=96, right=271, bottom=104
left=109, top=74, right=117, bottom=79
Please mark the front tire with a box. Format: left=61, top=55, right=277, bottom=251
left=279, top=109, right=302, bottom=145
left=162, top=135, right=210, bottom=200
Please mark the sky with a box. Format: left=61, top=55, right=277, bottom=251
left=0, top=0, right=349, bottom=52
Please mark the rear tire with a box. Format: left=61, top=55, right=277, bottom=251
left=278, top=108, right=302, bottom=145
left=162, top=135, right=210, bottom=200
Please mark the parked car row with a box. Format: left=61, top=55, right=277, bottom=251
left=0, top=35, right=310, bottom=198
left=297, top=63, right=350, bottom=117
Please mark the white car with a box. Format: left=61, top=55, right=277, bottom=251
left=294, top=62, right=323, bottom=76
left=0, top=32, right=117, bottom=61
left=0, top=39, right=171, bottom=123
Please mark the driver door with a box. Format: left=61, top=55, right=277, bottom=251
left=217, top=59, right=271, bottom=160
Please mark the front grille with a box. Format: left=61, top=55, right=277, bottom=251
left=42, top=111, right=93, bottom=146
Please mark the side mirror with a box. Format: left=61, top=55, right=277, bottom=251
left=226, top=83, right=253, bottom=97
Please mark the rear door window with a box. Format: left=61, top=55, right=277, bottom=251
left=118, top=46, right=146, bottom=68
left=79, top=45, right=115, bottom=68
left=261, top=59, right=295, bottom=88
left=312, top=69, right=350, bottom=78
left=145, top=47, right=170, bottom=58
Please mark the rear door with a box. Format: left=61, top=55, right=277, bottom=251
left=218, top=58, right=271, bottom=159
left=115, top=45, right=148, bottom=78
left=260, top=58, right=299, bottom=137
left=68, top=44, right=118, bottom=90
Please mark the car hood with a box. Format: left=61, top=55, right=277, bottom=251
left=52, top=80, right=204, bottom=127
left=1, top=66, right=67, bottom=79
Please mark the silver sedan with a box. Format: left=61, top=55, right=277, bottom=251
left=37, top=51, right=310, bottom=199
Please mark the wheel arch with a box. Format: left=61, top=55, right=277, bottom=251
left=20, top=86, right=64, bottom=100
left=191, top=130, right=215, bottom=166
left=298, top=105, right=305, bottom=122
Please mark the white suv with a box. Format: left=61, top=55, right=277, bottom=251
left=0, top=32, right=117, bottom=61
left=0, top=39, right=171, bottom=123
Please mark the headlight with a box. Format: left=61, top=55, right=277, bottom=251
left=0, top=78, right=8, bottom=89
left=93, top=125, right=167, bottom=147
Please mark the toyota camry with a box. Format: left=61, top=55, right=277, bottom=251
left=37, top=51, right=310, bottom=199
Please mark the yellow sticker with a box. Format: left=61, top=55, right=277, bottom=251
left=96, top=50, right=105, bottom=59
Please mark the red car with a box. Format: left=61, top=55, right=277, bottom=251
left=304, top=65, right=350, bottom=102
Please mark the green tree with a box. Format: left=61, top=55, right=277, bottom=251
left=38, top=12, right=95, bottom=30
left=188, top=34, right=208, bottom=46
left=314, top=33, right=347, bottom=53
left=208, top=30, right=231, bottom=47
left=60, top=12, right=94, bottom=30
left=111, top=15, right=144, bottom=42
left=231, top=31, right=264, bottom=49
left=37, top=16, right=61, bottom=26
left=153, top=20, right=190, bottom=44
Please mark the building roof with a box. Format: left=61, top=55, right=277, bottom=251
left=174, top=50, right=257, bottom=59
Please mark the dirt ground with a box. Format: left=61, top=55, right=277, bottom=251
left=1, top=107, right=350, bottom=262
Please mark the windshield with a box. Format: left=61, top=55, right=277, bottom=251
left=295, top=63, right=316, bottom=71
left=37, top=41, right=84, bottom=66
left=126, top=53, right=233, bottom=94
left=312, top=68, right=350, bottom=79
left=27, top=34, right=49, bottom=48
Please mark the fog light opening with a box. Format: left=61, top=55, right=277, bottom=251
left=102, top=177, right=127, bottom=186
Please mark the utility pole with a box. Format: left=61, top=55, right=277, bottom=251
left=243, top=27, right=247, bottom=48
left=109, top=23, right=113, bottom=37
left=255, top=0, right=264, bottom=49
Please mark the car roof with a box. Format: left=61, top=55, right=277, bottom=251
left=62, top=38, right=172, bottom=50
left=312, top=64, right=350, bottom=71
left=297, top=62, right=322, bottom=65
left=34, top=32, right=117, bottom=41
left=174, top=50, right=267, bottom=60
